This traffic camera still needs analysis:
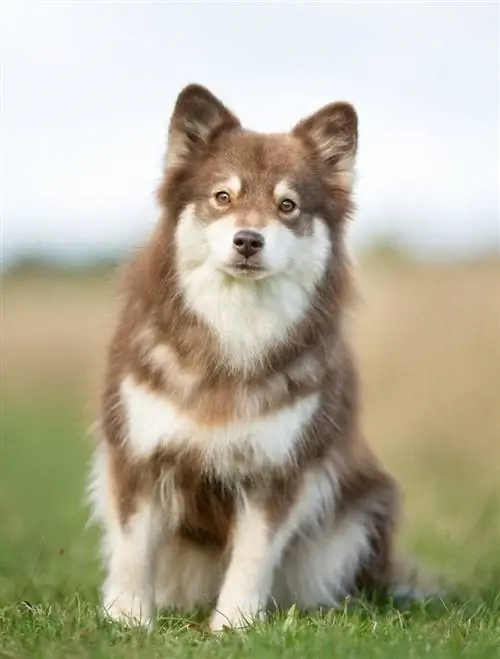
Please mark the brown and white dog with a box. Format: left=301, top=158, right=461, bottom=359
left=89, top=84, right=407, bottom=632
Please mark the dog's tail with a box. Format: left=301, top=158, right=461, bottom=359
left=387, top=554, right=444, bottom=604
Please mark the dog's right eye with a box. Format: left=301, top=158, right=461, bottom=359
left=214, top=191, right=231, bottom=206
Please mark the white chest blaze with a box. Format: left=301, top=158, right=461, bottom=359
left=120, top=375, right=319, bottom=474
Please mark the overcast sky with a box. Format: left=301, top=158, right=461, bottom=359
left=1, top=1, right=499, bottom=263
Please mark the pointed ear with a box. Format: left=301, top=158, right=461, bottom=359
left=292, top=102, right=358, bottom=185
left=166, top=84, right=240, bottom=167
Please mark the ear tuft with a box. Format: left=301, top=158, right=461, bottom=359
left=166, top=84, right=240, bottom=167
left=293, top=102, right=358, bottom=178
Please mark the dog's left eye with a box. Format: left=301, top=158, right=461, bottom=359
left=279, top=199, right=297, bottom=214
left=214, top=191, right=231, bottom=206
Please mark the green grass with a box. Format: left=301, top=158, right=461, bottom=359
left=1, top=393, right=499, bottom=658
left=2, top=597, right=500, bottom=659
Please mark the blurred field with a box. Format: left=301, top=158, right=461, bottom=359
left=1, top=257, right=499, bottom=657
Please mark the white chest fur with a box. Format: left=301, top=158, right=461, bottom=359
left=120, top=375, right=319, bottom=477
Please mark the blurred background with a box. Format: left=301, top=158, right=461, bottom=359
left=1, top=2, right=499, bottom=602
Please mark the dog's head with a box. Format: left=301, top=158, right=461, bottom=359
left=159, top=84, right=358, bottom=284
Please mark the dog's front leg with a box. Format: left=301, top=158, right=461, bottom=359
left=210, top=493, right=285, bottom=632
left=102, top=501, right=160, bottom=628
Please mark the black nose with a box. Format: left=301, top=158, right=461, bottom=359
left=232, top=230, right=265, bottom=259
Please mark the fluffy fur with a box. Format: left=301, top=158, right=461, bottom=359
left=88, top=83, right=410, bottom=632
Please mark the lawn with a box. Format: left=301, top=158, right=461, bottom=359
left=1, top=258, right=499, bottom=657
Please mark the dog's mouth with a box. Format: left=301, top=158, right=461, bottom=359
left=233, top=262, right=263, bottom=271
left=223, top=261, right=268, bottom=279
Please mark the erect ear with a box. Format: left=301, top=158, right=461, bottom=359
left=166, top=84, right=240, bottom=168
left=292, top=102, right=358, bottom=186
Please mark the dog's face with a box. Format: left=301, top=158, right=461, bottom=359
left=160, top=85, right=357, bottom=283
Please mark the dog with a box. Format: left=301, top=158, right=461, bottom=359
left=89, top=83, right=410, bottom=632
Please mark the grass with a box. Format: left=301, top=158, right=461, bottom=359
left=1, top=258, right=499, bottom=657
left=2, top=597, right=500, bottom=659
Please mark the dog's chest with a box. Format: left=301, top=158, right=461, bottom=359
left=120, top=375, right=319, bottom=477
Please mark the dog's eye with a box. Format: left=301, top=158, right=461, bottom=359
left=214, top=191, right=231, bottom=206
left=279, top=199, right=296, bottom=214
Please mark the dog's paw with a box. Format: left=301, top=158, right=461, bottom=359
left=210, top=607, right=266, bottom=633
left=103, top=590, right=154, bottom=629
